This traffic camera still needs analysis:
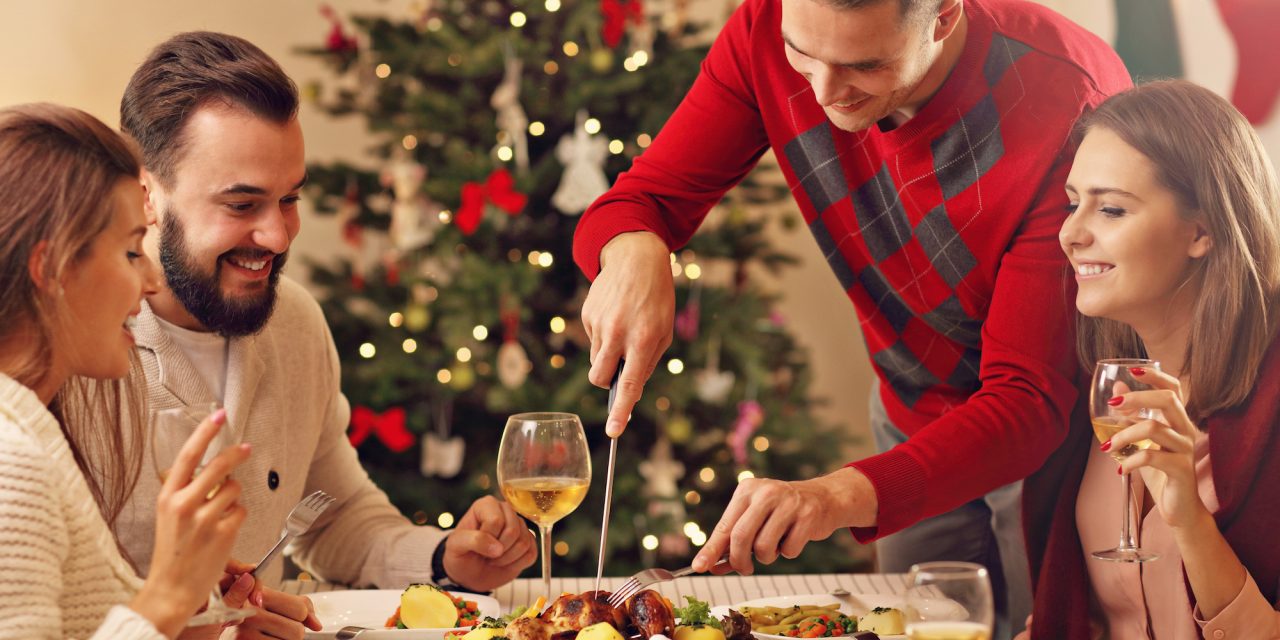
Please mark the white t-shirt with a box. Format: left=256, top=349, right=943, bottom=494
left=153, top=316, right=229, bottom=405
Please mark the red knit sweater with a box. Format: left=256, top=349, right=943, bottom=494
left=573, top=0, right=1130, bottom=538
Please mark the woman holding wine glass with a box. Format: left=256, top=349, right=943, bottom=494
left=1025, top=80, right=1280, bottom=638
left=0, top=103, right=253, bottom=639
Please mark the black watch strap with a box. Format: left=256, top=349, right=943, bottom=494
left=430, top=535, right=492, bottom=594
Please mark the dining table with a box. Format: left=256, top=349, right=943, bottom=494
left=281, top=572, right=910, bottom=614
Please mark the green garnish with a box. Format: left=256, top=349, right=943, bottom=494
left=869, top=607, right=892, bottom=614
left=674, top=596, right=723, bottom=630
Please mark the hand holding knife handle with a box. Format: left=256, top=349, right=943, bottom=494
left=595, top=358, right=623, bottom=594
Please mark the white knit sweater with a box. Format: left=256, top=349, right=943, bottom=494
left=0, top=374, right=165, bottom=640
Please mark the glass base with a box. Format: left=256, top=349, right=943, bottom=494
left=1091, top=547, right=1160, bottom=563
left=187, top=604, right=256, bottom=627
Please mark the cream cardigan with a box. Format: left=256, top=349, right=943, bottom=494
left=0, top=374, right=165, bottom=640
left=112, top=277, right=446, bottom=588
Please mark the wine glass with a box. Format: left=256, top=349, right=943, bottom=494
left=497, top=412, right=591, bottom=602
left=151, top=403, right=255, bottom=627
left=904, top=561, right=994, bottom=640
left=1089, top=358, right=1161, bottom=563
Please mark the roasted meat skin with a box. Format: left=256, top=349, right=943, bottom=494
left=721, top=609, right=753, bottom=640
left=508, top=590, right=673, bottom=640
left=625, top=590, right=675, bottom=638
left=542, top=591, right=628, bottom=631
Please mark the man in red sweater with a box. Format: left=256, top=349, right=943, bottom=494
left=573, top=0, right=1128, bottom=635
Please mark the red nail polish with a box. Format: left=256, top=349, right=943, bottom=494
left=1117, top=465, right=1123, bottom=475
left=1129, top=367, right=1145, bottom=376
left=1100, top=439, right=1112, bottom=452
left=1107, top=396, right=1124, bottom=406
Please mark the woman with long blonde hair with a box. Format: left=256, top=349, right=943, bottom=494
left=1028, top=80, right=1280, bottom=638
left=0, top=103, right=251, bottom=639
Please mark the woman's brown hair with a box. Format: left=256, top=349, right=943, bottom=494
left=1074, top=80, right=1280, bottom=420
left=0, top=103, right=147, bottom=531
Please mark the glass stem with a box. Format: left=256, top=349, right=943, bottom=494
left=540, top=524, right=553, bottom=602
left=1118, top=471, right=1136, bottom=550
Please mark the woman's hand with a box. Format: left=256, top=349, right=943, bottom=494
left=130, top=409, right=251, bottom=638
left=1108, top=367, right=1210, bottom=530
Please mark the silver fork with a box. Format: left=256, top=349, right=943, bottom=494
left=250, top=490, right=336, bottom=578
left=607, top=556, right=731, bottom=607
left=335, top=626, right=371, bottom=639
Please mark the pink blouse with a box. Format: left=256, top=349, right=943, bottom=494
left=1074, top=432, right=1280, bottom=639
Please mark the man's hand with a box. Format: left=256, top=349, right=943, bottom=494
left=690, top=468, right=878, bottom=575
left=444, top=496, right=538, bottom=591
left=581, top=231, right=675, bottom=437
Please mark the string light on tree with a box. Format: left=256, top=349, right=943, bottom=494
left=737, top=470, right=755, bottom=481
left=402, top=338, right=418, bottom=353
left=550, top=354, right=566, bottom=368
left=438, top=512, right=455, bottom=528
left=389, top=312, right=404, bottom=327
left=549, top=316, right=566, bottom=333
left=637, top=133, right=652, bottom=148
left=509, top=11, right=527, bottom=27
left=359, top=343, right=376, bottom=358
left=753, top=436, right=770, bottom=452
left=437, top=368, right=452, bottom=384
left=699, top=467, right=715, bottom=484
left=545, top=0, right=561, bottom=11
left=402, top=134, right=418, bottom=150
left=641, top=535, right=659, bottom=551
left=554, top=541, right=569, bottom=556
left=473, top=325, right=489, bottom=340
left=608, top=139, right=624, bottom=154
left=667, top=358, right=684, bottom=374
left=375, top=63, right=392, bottom=78
left=563, top=41, right=579, bottom=56
left=684, top=263, right=702, bottom=279
left=684, top=490, right=701, bottom=505
left=584, top=118, right=601, bottom=134
left=457, top=347, right=472, bottom=362
left=529, top=121, right=546, bottom=136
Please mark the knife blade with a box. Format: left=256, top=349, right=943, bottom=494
left=595, top=359, right=623, bottom=593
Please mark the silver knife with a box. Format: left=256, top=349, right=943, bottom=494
left=595, top=360, right=623, bottom=593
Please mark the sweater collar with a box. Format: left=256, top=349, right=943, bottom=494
left=0, top=373, right=58, bottom=440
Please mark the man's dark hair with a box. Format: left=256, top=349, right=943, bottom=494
left=120, top=31, right=298, bottom=185
left=825, top=0, right=945, bottom=24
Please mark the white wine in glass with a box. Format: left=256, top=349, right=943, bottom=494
left=151, top=403, right=255, bottom=627
left=497, top=412, right=591, bottom=602
left=905, top=562, right=993, bottom=640
left=1090, top=358, right=1161, bottom=563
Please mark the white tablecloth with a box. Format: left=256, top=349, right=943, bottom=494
left=282, top=573, right=909, bottom=613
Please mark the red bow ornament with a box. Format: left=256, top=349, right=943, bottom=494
left=349, top=406, right=415, bottom=452
left=600, top=0, right=645, bottom=48
left=455, top=168, right=526, bottom=235
left=320, top=5, right=359, bottom=54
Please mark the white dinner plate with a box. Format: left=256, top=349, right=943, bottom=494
left=304, top=589, right=501, bottom=640
left=710, top=593, right=906, bottom=640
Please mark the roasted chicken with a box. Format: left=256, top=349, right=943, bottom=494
left=504, top=590, right=673, bottom=640
left=625, top=589, right=675, bottom=638
left=543, top=591, right=628, bottom=631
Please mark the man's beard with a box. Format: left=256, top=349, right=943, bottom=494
left=159, top=210, right=287, bottom=338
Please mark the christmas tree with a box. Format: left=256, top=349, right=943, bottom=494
left=298, top=0, right=865, bottom=576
